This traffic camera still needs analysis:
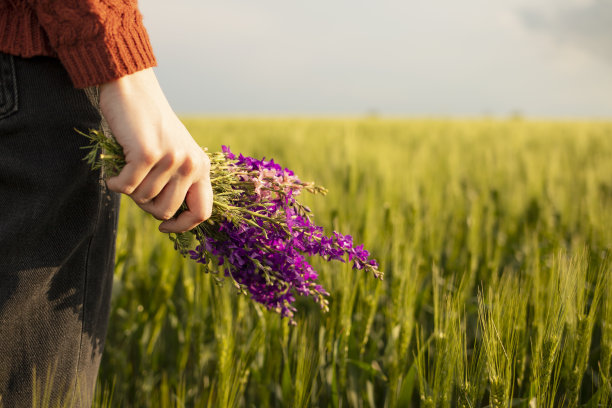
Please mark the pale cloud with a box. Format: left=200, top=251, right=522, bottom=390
left=521, top=0, right=612, bottom=63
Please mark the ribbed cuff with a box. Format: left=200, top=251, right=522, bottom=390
left=0, top=7, right=55, bottom=58
left=56, top=19, right=157, bottom=88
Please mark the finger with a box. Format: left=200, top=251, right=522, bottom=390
left=159, top=180, right=213, bottom=233
left=130, top=155, right=177, bottom=205
left=139, top=176, right=190, bottom=223
left=106, top=158, right=154, bottom=195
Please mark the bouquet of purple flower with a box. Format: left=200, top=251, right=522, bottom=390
left=82, top=130, right=381, bottom=324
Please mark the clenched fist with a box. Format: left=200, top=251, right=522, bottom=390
left=99, top=68, right=213, bottom=233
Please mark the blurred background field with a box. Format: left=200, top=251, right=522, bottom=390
left=96, top=118, right=612, bottom=407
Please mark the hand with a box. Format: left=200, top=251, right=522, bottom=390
left=99, top=68, right=213, bottom=233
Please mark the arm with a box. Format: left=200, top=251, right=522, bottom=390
left=26, top=0, right=156, bottom=87
left=28, top=1, right=213, bottom=232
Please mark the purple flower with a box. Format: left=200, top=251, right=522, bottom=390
left=187, top=146, right=381, bottom=324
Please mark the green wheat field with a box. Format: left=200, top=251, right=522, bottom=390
left=93, top=118, right=612, bottom=407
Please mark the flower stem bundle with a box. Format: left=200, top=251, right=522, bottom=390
left=81, top=129, right=382, bottom=324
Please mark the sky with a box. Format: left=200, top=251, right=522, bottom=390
left=139, top=0, right=612, bottom=118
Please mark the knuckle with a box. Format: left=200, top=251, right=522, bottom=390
left=161, top=152, right=177, bottom=168
left=119, top=184, right=136, bottom=195
left=177, top=156, right=195, bottom=176
left=139, top=149, right=161, bottom=166
left=133, top=195, right=150, bottom=205
left=193, top=213, right=206, bottom=224
left=150, top=211, right=164, bottom=221
left=159, top=209, right=176, bottom=221
left=194, top=208, right=211, bottom=223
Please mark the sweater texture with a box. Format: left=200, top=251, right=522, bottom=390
left=0, top=0, right=157, bottom=88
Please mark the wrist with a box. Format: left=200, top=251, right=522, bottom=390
left=100, top=68, right=163, bottom=100
left=99, top=68, right=171, bottom=119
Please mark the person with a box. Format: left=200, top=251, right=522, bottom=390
left=0, top=1, right=213, bottom=406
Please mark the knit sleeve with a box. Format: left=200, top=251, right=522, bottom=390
left=26, top=0, right=157, bottom=88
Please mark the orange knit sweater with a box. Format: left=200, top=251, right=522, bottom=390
left=0, top=0, right=157, bottom=88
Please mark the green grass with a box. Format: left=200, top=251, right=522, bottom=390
left=95, top=118, right=612, bottom=407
